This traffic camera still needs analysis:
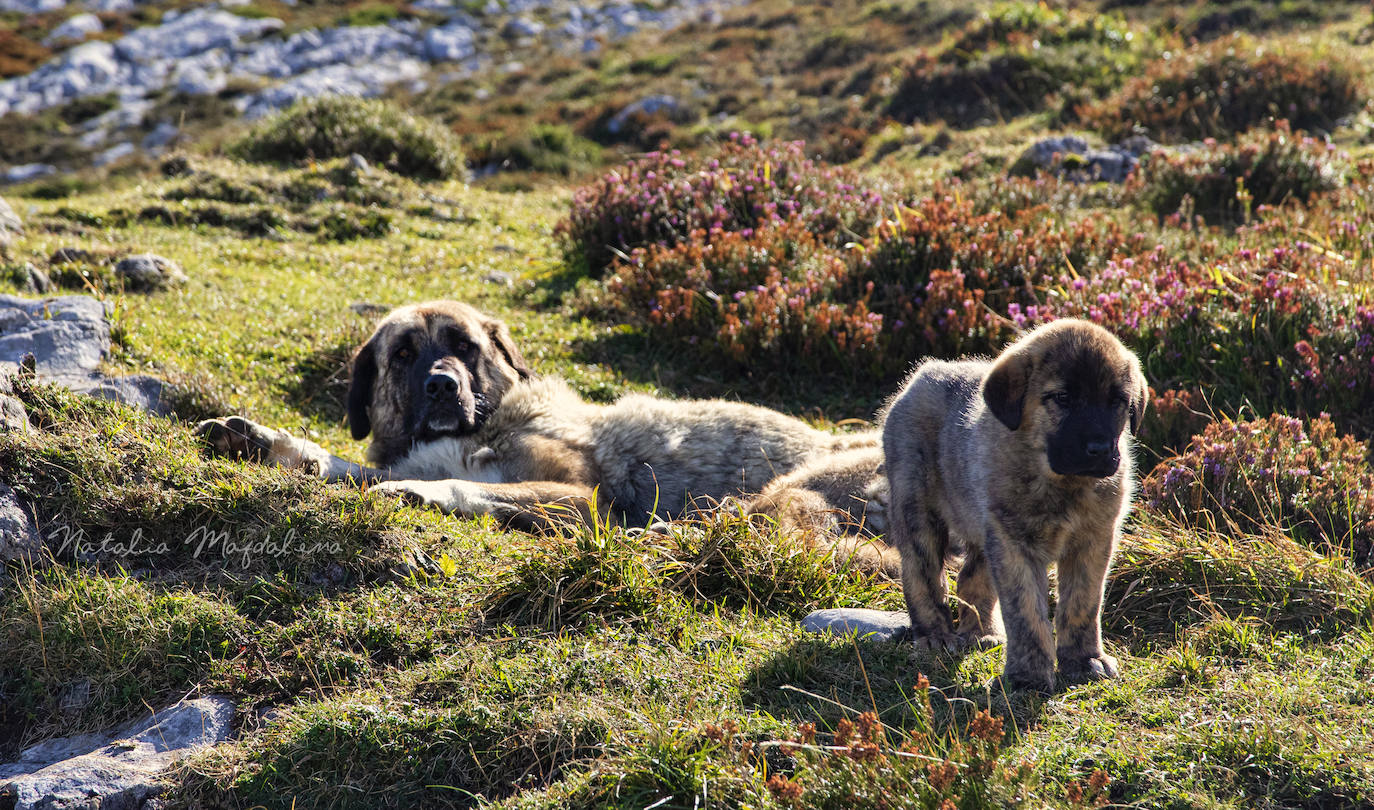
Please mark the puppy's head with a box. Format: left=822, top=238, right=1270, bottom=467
left=982, top=319, right=1146, bottom=479
left=347, top=301, right=532, bottom=466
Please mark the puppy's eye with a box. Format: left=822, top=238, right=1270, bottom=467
left=1111, top=393, right=1130, bottom=408
left=453, top=339, right=474, bottom=355
left=1044, top=391, right=1071, bottom=407
left=394, top=347, right=415, bottom=364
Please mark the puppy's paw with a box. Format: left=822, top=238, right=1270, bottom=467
left=958, top=631, right=1005, bottom=651
left=195, top=416, right=278, bottom=462
left=908, top=631, right=963, bottom=652
left=1058, top=653, right=1119, bottom=684
left=1002, top=667, right=1056, bottom=694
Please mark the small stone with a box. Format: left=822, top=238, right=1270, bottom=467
left=93, top=141, right=137, bottom=168
left=0, top=482, right=41, bottom=563
left=348, top=152, right=370, bottom=173
left=0, top=196, right=21, bottom=244
left=21, top=264, right=50, bottom=294
left=482, top=270, right=513, bottom=286
left=2, top=164, right=56, bottom=186
left=607, top=94, right=688, bottom=135
left=42, top=12, right=103, bottom=46
left=115, top=253, right=187, bottom=292
left=802, top=608, right=909, bottom=642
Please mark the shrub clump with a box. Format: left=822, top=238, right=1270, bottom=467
left=886, top=3, right=1150, bottom=127
left=558, top=133, right=888, bottom=276
left=228, top=96, right=467, bottom=181
left=1142, top=415, right=1374, bottom=565
left=586, top=179, right=1150, bottom=382
left=1134, top=124, right=1345, bottom=225
left=1083, top=36, right=1361, bottom=142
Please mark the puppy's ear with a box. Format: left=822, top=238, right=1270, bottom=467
left=347, top=337, right=379, bottom=440
left=1129, top=365, right=1149, bottom=435
left=983, top=345, right=1033, bottom=431
left=487, top=319, right=533, bottom=380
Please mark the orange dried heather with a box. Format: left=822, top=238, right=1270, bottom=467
left=766, top=774, right=804, bottom=804
left=927, top=759, right=959, bottom=792
left=968, top=710, right=1004, bottom=743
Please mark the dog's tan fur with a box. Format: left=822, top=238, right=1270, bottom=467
left=199, top=301, right=888, bottom=539
left=881, top=319, right=1147, bottom=692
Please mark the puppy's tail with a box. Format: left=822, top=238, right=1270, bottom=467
left=739, top=483, right=900, bottom=580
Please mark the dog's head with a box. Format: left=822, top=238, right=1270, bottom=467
left=982, top=319, right=1147, bottom=479
left=347, top=301, right=532, bottom=466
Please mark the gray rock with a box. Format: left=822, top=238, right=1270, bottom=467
left=0, top=294, right=169, bottom=414
left=0, top=0, right=64, bottom=13
left=802, top=608, right=909, bottom=642
left=18, top=264, right=51, bottom=294
left=607, top=93, right=687, bottom=135
left=141, top=121, right=179, bottom=151
left=115, top=253, right=186, bottom=291
left=423, top=23, right=475, bottom=61
left=239, top=57, right=428, bottom=118
left=2, top=164, right=56, bottom=185
left=0, top=392, right=29, bottom=432
left=0, top=295, right=109, bottom=378
left=0, top=483, right=40, bottom=562
left=0, top=196, right=21, bottom=243
left=92, top=141, right=136, bottom=168
left=43, top=13, right=103, bottom=46
left=1016, top=134, right=1157, bottom=184
left=503, top=16, right=544, bottom=38
left=114, top=8, right=282, bottom=62
left=0, top=695, right=235, bottom=810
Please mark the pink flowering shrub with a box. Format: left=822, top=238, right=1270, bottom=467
left=1142, top=415, right=1374, bottom=564
left=558, top=133, right=888, bottom=275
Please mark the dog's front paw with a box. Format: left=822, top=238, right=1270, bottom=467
left=371, top=479, right=494, bottom=516
left=1058, top=652, right=1119, bottom=684
left=195, top=416, right=279, bottom=462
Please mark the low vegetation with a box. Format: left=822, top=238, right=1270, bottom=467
left=2, top=0, right=1374, bottom=807
left=228, top=96, right=469, bottom=181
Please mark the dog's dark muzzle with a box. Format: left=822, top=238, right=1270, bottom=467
left=411, top=360, right=478, bottom=439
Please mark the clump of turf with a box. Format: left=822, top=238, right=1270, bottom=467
left=228, top=96, right=468, bottom=181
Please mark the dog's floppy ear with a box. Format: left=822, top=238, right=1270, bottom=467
left=984, top=344, right=1034, bottom=431
left=347, top=336, right=379, bottom=440
left=1129, top=364, right=1149, bottom=435
left=487, top=319, right=533, bottom=380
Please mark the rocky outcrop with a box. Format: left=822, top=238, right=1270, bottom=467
left=0, top=294, right=169, bottom=414
left=0, top=0, right=739, bottom=175
left=0, top=696, right=235, bottom=810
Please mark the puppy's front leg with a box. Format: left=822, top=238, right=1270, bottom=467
left=984, top=528, right=1054, bottom=693
left=1055, top=528, right=1119, bottom=683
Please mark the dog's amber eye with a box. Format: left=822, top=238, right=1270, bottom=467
left=394, top=347, right=414, bottom=363
left=1045, top=391, right=1071, bottom=407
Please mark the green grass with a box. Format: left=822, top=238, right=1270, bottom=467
left=1, top=2, right=1374, bottom=808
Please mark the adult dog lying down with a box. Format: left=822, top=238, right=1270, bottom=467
left=198, top=300, right=889, bottom=558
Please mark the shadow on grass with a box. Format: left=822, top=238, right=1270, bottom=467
left=740, top=635, right=1050, bottom=735
left=277, top=320, right=372, bottom=425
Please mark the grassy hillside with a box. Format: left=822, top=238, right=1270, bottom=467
left=2, top=0, right=1374, bottom=807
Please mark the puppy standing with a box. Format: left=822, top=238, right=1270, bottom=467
left=881, top=320, right=1147, bottom=692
